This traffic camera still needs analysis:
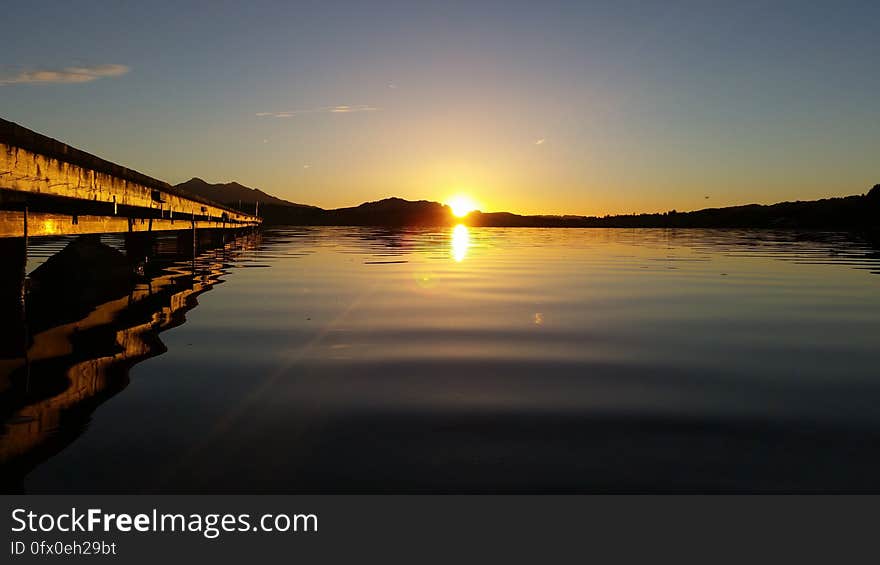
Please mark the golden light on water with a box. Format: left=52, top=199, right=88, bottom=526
left=451, top=224, right=470, bottom=262
left=447, top=195, right=478, bottom=218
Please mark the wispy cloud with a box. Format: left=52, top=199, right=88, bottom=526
left=535, top=138, right=547, bottom=145
left=256, top=105, right=378, bottom=118
left=0, top=64, right=129, bottom=86
left=329, top=105, right=377, bottom=113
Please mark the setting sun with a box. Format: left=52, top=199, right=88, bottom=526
left=447, top=195, right=478, bottom=217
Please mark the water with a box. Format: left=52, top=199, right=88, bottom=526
left=2, top=227, right=880, bottom=492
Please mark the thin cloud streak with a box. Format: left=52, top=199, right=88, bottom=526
left=0, top=64, right=129, bottom=85
left=256, top=105, right=378, bottom=118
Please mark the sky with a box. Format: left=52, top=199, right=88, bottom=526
left=1, top=0, right=878, bottom=216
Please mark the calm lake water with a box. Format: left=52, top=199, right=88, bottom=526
left=2, top=226, right=880, bottom=492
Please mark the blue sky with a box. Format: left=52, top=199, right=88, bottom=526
left=2, top=0, right=878, bottom=214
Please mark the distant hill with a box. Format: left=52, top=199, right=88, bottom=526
left=174, top=178, right=317, bottom=209
left=176, top=177, right=880, bottom=230
left=468, top=189, right=880, bottom=229
left=326, top=198, right=450, bottom=226
left=257, top=197, right=451, bottom=227
left=259, top=186, right=880, bottom=230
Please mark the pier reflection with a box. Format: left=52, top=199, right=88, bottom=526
left=0, top=230, right=260, bottom=492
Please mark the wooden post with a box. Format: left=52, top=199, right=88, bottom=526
left=191, top=210, right=197, bottom=266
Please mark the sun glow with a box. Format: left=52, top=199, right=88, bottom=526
left=447, top=195, right=478, bottom=218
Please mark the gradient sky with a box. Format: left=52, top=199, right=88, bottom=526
left=2, top=1, right=878, bottom=215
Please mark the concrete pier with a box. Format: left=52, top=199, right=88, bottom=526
left=0, top=118, right=261, bottom=238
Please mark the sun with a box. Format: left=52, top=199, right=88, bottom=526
left=447, top=195, right=478, bottom=217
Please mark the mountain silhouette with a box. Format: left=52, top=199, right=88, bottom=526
left=178, top=180, right=880, bottom=230
left=175, top=177, right=317, bottom=209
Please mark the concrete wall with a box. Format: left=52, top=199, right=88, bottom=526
left=0, top=118, right=261, bottom=236
left=1, top=143, right=256, bottom=223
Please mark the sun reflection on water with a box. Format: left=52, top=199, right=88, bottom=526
left=451, top=224, right=470, bottom=262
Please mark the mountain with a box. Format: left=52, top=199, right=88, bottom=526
left=174, top=177, right=316, bottom=209
left=325, top=198, right=450, bottom=226
left=468, top=190, right=880, bottom=229
left=258, top=197, right=452, bottom=227
left=258, top=187, right=880, bottom=230
left=175, top=177, right=880, bottom=230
